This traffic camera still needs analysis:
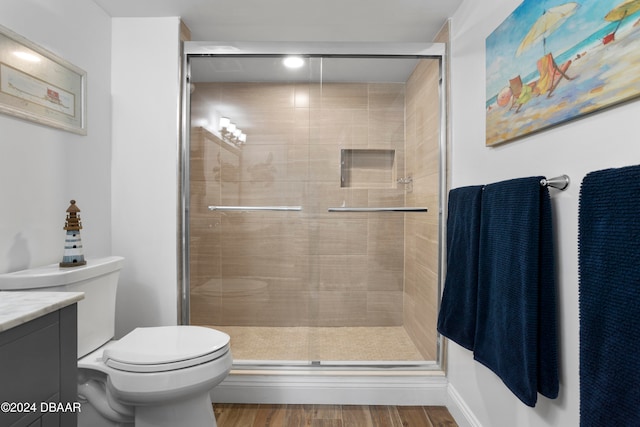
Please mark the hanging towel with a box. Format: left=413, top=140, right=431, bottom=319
left=579, top=165, right=640, bottom=427
left=437, top=185, right=484, bottom=350
left=473, top=176, right=558, bottom=407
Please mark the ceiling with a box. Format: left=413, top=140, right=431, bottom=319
left=92, top=0, right=462, bottom=43
left=94, top=0, right=461, bottom=83
left=95, top=0, right=463, bottom=138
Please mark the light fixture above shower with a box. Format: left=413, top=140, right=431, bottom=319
left=219, top=116, right=246, bottom=145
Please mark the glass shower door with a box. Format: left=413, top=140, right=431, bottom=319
left=186, top=53, right=442, bottom=367
left=305, top=57, right=432, bottom=364
left=188, top=55, right=317, bottom=363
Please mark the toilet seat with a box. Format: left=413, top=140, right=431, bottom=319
left=102, top=326, right=230, bottom=373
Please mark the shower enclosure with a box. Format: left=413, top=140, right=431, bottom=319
left=180, top=42, right=447, bottom=370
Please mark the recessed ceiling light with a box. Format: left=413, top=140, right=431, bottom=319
left=283, top=56, right=304, bottom=69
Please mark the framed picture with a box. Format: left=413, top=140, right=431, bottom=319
left=0, top=24, right=86, bottom=135
left=486, top=0, right=640, bottom=146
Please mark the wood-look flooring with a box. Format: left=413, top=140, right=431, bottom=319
left=213, top=403, right=458, bottom=427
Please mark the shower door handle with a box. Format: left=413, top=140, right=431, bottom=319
left=327, top=207, right=428, bottom=212
left=208, top=205, right=302, bottom=211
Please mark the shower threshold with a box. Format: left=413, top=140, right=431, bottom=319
left=231, top=359, right=440, bottom=372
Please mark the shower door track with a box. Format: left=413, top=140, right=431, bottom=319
left=232, top=360, right=440, bottom=370
left=179, top=41, right=448, bottom=373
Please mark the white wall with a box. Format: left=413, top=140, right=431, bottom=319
left=0, top=3, right=184, bottom=339
left=5, top=2, right=639, bottom=422
left=111, top=17, right=182, bottom=336
left=0, top=0, right=112, bottom=273
left=449, top=1, right=640, bottom=426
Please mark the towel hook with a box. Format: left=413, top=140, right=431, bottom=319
left=540, top=174, right=570, bottom=191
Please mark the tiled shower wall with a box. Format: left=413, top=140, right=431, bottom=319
left=403, top=59, right=442, bottom=360
left=190, top=62, right=440, bottom=358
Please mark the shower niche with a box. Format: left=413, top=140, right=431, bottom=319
left=340, top=149, right=396, bottom=189
left=183, top=45, right=446, bottom=370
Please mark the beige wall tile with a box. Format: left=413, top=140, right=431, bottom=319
left=403, top=56, right=442, bottom=359
left=190, top=69, right=442, bottom=342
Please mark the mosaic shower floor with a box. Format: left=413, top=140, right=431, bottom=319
left=205, top=326, right=427, bottom=362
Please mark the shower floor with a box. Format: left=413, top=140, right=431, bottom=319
left=204, top=325, right=427, bottom=362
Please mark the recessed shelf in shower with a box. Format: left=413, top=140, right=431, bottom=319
left=340, top=149, right=396, bottom=189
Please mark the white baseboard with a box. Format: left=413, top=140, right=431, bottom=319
left=447, top=383, right=483, bottom=427
left=210, top=371, right=482, bottom=427
left=210, top=371, right=449, bottom=406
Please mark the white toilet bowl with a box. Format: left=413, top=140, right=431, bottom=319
left=78, top=326, right=232, bottom=427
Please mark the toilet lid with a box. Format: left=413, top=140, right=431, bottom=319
left=102, top=326, right=230, bottom=373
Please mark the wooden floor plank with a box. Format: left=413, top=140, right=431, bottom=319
left=282, top=404, right=308, bottom=427
left=370, top=405, right=403, bottom=427
left=309, top=420, right=343, bottom=427
left=396, top=406, right=434, bottom=427
left=214, top=403, right=259, bottom=427
left=425, top=406, right=458, bottom=427
left=214, top=404, right=457, bottom=427
left=307, top=404, right=341, bottom=420
left=251, top=404, right=289, bottom=427
left=342, top=405, right=374, bottom=427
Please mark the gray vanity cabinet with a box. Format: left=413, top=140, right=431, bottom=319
left=0, top=304, right=78, bottom=427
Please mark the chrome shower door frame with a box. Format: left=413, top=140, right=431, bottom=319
left=178, top=41, right=448, bottom=371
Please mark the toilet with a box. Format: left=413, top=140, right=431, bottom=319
left=0, top=256, right=232, bottom=427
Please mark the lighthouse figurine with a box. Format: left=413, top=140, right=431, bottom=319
left=60, top=200, right=87, bottom=267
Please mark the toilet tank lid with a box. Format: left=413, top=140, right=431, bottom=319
left=102, top=326, right=230, bottom=366
left=0, top=256, right=124, bottom=290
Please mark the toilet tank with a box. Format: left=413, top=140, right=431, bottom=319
left=0, top=256, right=124, bottom=357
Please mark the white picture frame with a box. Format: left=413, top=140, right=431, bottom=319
left=0, top=24, right=86, bottom=135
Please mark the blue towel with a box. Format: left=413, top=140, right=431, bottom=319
left=473, top=176, right=558, bottom=407
left=437, top=185, right=484, bottom=350
left=579, top=165, right=640, bottom=426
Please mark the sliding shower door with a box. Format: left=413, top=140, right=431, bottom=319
left=183, top=44, right=445, bottom=369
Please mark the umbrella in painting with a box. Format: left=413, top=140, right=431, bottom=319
left=513, top=2, right=579, bottom=101
left=516, top=2, right=580, bottom=56
left=603, top=0, right=640, bottom=43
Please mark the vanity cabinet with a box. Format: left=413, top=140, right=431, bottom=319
left=0, top=304, right=78, bottom=427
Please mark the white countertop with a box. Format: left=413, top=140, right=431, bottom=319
left=0, top=291, right=84, bottom=332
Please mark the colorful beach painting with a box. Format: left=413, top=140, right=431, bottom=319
left=486, top=0, right=640, bottom=146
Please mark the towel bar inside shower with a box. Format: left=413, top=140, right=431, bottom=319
left=208, top=206, right=428, bottom=212
left=208, top=206, right=302, bottom=211
left=327, top=207, right=428, bottom=212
